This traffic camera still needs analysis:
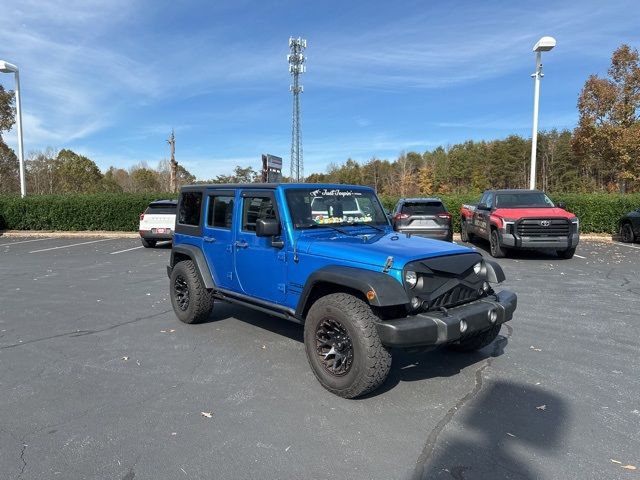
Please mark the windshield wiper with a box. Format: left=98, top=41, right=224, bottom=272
left=298, top=223, right=352, bottom=235
left=349, top=221, right=384, bottom=232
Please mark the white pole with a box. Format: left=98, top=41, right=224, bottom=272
left=14, top=70, right=26, bottom=197
left=529, top=51, right=542, bottom=190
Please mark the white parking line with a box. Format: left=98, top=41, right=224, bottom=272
left=29, top=238, right=112, bottom=253
left=574, top=254, right=586, bottom=259
left=0, top=237, right=51, bottom=247
left=110, top=245, right=144, bottom=255
left=612, top=242, right=640, bottom=250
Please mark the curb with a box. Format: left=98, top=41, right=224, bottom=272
left=0, top=230, right=140, bottom=239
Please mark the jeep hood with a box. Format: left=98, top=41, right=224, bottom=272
left=493, top=207, right=575, bottom=219
left=297, top=231, right=473, bottom=269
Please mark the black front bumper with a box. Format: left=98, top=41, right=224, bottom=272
left=376, top=290, right=517, bottom=348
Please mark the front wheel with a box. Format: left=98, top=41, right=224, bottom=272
left=557, top=247, right=576, bottom=259
left=489, top=229, right=506, bottom=258
left=448, top=325, right=501, bottom=352
left=621, top=223, right=635, bottom=243
left=170, top=260, right=214, bottom=324
left=304, top=293, right=392, bottom=399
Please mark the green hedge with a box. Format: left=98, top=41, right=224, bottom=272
left=0, top=194, right=175, bottom=231
left=0, top=192, right=638, bottom=233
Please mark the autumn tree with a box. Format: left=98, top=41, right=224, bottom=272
left=574, top=44, right=640, bottom=192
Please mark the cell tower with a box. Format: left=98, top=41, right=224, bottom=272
left=288, top=37, right=306, bottom=182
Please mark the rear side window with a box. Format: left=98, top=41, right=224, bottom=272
left=178, top=192, right=202, bottom=226
left=401, top=201, right=446, bottom=215
left=207, top=196, right=234, bottom=229
left=145, top=204, right=176, bottom=215
left=242, top=196, right=277, bottom=232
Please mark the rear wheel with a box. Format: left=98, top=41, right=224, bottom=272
left=621, top=222, right=635, bottom=243
left=304, top=293, right=391, bottom=399
left=170, top=260, right=214, bottom=324
left=489, top=229, right=506, bottom=258
left=460, top=219, right=474, bottom=243
left=557, top=247, right=576, bottom=259
left=141, top=238, right=156, bottom=248
left=448, top=325, right=501, bottom=352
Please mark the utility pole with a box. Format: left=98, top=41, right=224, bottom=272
left=288, top=37, right=306, bottom=182
left=167, top=129, right=177, bottom=193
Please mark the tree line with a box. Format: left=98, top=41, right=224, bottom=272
left=1, top=44, right=638, bottom=196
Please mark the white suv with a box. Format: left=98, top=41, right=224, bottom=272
left=139, top=200, right=177, bottom=248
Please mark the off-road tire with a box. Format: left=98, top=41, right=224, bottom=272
left=460, top=219, right=474, bottom=243
left=621, top=222, right=635, bottom=243
left=448, top=325, right=501, bottom=352
left=557, top=247, right=576, bottom=259
left=304, top=293, right=392, bottom=399
left=489, top=229, right=506, bottom=258
left=170, top=260, right=214, bottom=324
left=141, top=238, right=156, bottom=248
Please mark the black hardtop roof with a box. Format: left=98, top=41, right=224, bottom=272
left=179, top=183, right=375, bottom=191
left=149, top=199, right=177, bottom=206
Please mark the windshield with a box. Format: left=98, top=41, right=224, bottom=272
left=286, top=187, right=389, bottom=229
left=495, top=192, right=555, bottom=208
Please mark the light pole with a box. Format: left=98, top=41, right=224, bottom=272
left=0, top=60, right=26, bottom=197
left=529, top=36, right=556, bottom=190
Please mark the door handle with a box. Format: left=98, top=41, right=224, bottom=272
left=234, top=240, right=249, bottom=249
left=203, top=236, right=216, bottom=243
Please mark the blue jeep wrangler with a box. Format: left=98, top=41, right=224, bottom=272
left=167, top=183, right=517, bottom=398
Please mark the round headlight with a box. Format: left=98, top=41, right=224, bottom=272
left=405, top=270, right=417, bottom=288
left=473, top=262, right=482, bottom=275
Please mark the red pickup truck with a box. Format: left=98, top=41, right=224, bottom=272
left=460, top=189, right=579, bottom=258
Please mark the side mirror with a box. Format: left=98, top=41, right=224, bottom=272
left=477, top=203, right=489, bottom=211
left=556, top=201, right=567, bottom=210
left=256, top=218, right=281, bottom=237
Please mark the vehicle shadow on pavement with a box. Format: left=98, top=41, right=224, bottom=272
left=462, top=241, right=568, bottom=261
left=364, top=333, right=509, bottom=398
left=208, top=302, right=304, bottom=342
left=414, top=380, right=569, bottom=480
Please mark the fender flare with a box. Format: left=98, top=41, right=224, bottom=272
left=168, top=244, right=216, bottom=290
left=295, top=265, right=409, bottom=317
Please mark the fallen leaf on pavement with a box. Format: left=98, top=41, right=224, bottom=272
left=121, top=356, right=129, bottom=361
left=536, top=405, right=547, bottom=411
left=611, top=459, right=622, bottom=464
left=529, top=346, right=542, bottom=352
left=261, top=345, right=266, bottom=349
left=622, top=465, right=637, bottom=470
left=200, top=412, right=213, bottom=418
left=506, top=433, right=516, bottom=437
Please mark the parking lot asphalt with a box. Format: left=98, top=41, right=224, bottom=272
left=0, top=236, right=638, bottom=480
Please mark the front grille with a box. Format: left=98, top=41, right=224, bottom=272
left=429, top=284, right=479, bottom=309
left=516, top=219, right=569, bottom=237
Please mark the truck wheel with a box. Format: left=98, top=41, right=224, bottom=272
left=460, top=219, right=473, bottom=243
left=621, top=222, right=635, bottom=243
left=448, top=325, right=501, bottom=352
left=141, top=238, right=156, bottom=248
left=170, top=260, right=214, bottom=324
left=304, top=293, right=392, bottom=399
left=557, top=247, right=576, bottom=259
left=489, top=229, right=506, bottom=258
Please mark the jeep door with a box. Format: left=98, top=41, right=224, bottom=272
left=234, top=190, right=287, bottom=303
left=202, top=190, right=238, bottom=290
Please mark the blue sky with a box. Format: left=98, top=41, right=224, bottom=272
left=1, top=0, right=638, bottom=179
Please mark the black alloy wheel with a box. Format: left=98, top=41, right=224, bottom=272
left=174, top=274, right=190, bottom=311
left=315, top=318, right=354, bottom=376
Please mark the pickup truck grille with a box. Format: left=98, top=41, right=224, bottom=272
left=516, top=219, right=570, bottom=237
left=429, top=284, right=479, bottom=310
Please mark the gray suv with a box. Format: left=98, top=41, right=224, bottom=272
left=392, top=198, right=453, bottom=241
